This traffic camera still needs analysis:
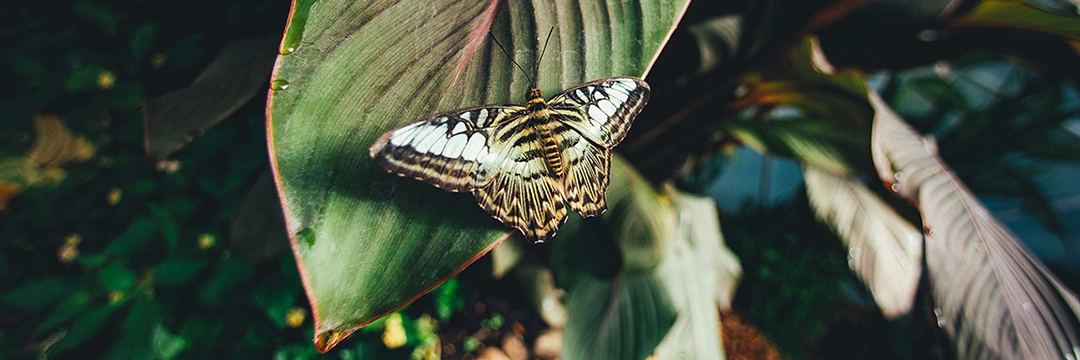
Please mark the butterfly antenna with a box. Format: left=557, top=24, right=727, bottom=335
left=487, top=31, right=534, bottom=86
left=534, top=26, right=555, bottom=86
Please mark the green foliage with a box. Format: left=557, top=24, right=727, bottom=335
left=0, top=0, right=469, bottom=358
left=4, top=0, right=1080, bottom=358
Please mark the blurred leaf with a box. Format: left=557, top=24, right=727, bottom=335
left=254, top=276, right=298, bottom=329
left=870, top=92, right=1080, bottom=359
left=64, top=65, right=111, bottom=92
left=35, top=292, right=92, bottom=335
left=951, top=0, right=1080, bottom=40
left=105, top=217, right=159, bottom=256
left=143, top=38, right=278, bottom=160
left=0, top=277, right=76, bottom=310
left=199, top=258, right=254, bottom=305
left=148, top=204, right=181, bottom=250
left=432, top=278, right=465, bottom=322
left=26, top=115, right=96, bottom=169
left=131, top=24, right=158, bottom=60
left=107, top=300, right=160, bottom=359
left=490, top=236, right=524, bottom=279
left=605, top=156, right=676, bottom=272
left=803, top=166, right=923, bottom=318
left=0, top=157, right=42, bottom=211
left=727, top=38, right=873, bottom=176
left=53, top=305, right=116, bottom=354
left=907, top=75, right=971, bottom=112
left=152, top=324, right=188, bottom=359
left=7, top=51, right=48, bottom=86
left=665, top=186, right=742, bottom=309
left=228, top=172, right=289, bottom=264
left=726, top=117, right=871, bottom=176
left=107, top=82, right=146, bottom=110
left=1003, top=166, right=1066, bottom=236
left=562, top=274, right=676, bottom=360
left=654, top=188, right=742, bottom=360
left=688, top=15, right=743, bottom=74
left=97, top=263, right=138, bottom=291
left=71, top=1, right=122, bottom=33
left=266, top=0, right=688, bottom=351
left=155, top=258, right=208, bottom=287
left=515, top=263, right=567, bottom=327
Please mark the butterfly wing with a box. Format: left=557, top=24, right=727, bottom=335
left=369, top=106, right=524, bottom=192
left=548, top=77, right=650, bottom=148
left=473, top=116, right=568, bottom=242
left=548, top=77, right=650, bottom=216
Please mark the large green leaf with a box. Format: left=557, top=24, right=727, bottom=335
left=266, top=0, right=689, bottom=351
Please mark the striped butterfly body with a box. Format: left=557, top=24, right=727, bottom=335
left=369, top=77, right=649, bottom=243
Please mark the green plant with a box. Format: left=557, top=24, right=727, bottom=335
left=6, top=0, right=1080, bottom=359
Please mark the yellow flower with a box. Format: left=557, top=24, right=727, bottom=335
left=198, top=234, right=216, bottom=249
left=382, top=313, right=407, bottom=349
left=285, top=308, right=306, bottom=328
left=108, top=291, right=123, bottom=304
left=96, top=71, right=116, bottom=89
left=106, top=187, right=121, bottom=205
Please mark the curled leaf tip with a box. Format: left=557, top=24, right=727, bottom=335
left=314, top=328, right=352, bottom=353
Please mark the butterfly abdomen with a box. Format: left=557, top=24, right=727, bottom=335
left=537, top=123, right=564, bottom=178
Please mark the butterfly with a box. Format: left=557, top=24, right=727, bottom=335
left=368, top=33, right=649, bottom=243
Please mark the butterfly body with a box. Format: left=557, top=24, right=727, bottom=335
left=370, top=77, right=649, bottom=242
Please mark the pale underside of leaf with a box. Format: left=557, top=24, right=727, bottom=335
left=653, top=188, right=742, bottom=359
left=803, top=165, right=922, bottom=318
left=870, top=92, right=1080, bottom=359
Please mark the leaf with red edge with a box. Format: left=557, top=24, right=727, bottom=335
left=267, top=0, right=689, bottom=352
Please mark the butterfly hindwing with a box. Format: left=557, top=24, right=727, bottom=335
left=474, top=118, right=568, bottom=241
left=559, top=127, right=610, bottom=217
left=549, top=77, right=650, bottom=148
left=369, top=106, right=523, bottom=192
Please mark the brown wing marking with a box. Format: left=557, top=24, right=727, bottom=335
left=559, top=128, right=610, bottom=217
left=473, top=127, right=567, bottom=243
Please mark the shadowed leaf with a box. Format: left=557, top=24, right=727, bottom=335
left=143, top=38, right=277, bottom=161
left=228, top=172, right=290, bottom=264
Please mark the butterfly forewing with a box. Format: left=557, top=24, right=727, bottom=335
left=369, top=106, right=524, bottom=192
left=548, top=77, right=650, bottom=148
left=369, top=76, right=650, bottom=243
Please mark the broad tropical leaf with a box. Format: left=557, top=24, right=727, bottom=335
left=803, top=165, right=922, bottom=318
left=266, top=0, right=689, bottom=351
left=870, top=92, right=1080, bottom=359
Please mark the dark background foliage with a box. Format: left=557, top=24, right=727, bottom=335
left=3, top=0, right=1079, bottom=358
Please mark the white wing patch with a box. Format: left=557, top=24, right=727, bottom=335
left=549, top=77, right=650, bottom=148
left=369, top=106, right=522, bottom=193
